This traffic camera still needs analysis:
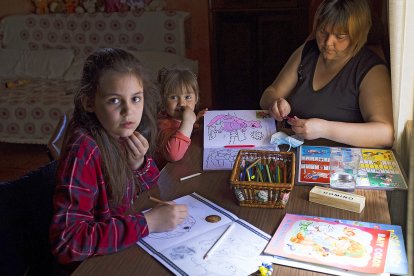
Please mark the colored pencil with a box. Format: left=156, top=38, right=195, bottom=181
left=203, top=223, right=235, bottom=260
left=148, top=196, right=173, bottom=206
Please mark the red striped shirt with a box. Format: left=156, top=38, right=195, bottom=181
left=50, top=129, right=159, bottom=264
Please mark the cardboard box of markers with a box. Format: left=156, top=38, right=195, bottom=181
left=229, top=149, right=295, bottom=208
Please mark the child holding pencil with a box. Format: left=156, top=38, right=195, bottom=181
left=154, top=66, right=207, bottom=169
left=50, top=48, right=188, bottom=267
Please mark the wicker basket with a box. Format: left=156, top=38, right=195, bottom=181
left=229, top=149, right=295, bottom=208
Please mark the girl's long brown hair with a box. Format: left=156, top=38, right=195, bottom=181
left=61, top=48, right=160, bottom=205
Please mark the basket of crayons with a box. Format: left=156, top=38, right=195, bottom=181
left=229, top=149, right=295, bottom=208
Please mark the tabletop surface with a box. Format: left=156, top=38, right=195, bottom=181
left=73, top=131, right=391, bottom=276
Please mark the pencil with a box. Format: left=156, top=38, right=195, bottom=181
left=246, top=158, right=261, bottom=171
left=180, top=172, right=202, bottom=181
left=265, top=164, right=272, bottom=182
left=203, top=223, right=235, bottom=260
left=148, top=196, right=173, bottom=205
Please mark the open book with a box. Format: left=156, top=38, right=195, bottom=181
left=265, top=213, right=391, bottom=275
left=202, top=110, right=277, bottom=170
left=137, top=193, right=271, bottom=276
left=298, top=145, right=408, bottom=190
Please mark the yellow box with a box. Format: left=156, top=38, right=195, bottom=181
left=309, top=186, right=365, bottom=213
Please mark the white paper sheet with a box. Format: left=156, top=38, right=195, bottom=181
left=137, top=193, right=271, bottom=276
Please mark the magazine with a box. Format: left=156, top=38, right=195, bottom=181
left=264, top=213, right=391, bottom=274
left=298, top=145, right=407, bottom=190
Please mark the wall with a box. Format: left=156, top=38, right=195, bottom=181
left=165, top=0, right=212, bottom=109
left=0, top=0, right=33, bottom=19
left=0, top=0, right=213, bottom=109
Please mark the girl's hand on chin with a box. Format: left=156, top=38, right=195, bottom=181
left=125, top=131, right=149, bottom=170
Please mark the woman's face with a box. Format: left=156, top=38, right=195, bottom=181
left=316, top=24, right=352, bottom=61
left=90, top=71, right=144, bottom=139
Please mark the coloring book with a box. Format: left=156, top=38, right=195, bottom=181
left=298, top=146, right=407, bottom=190
left=202, top=110, right=277, bottom=170
left=264, top=214, right=391, bottom=274
left=308, top=216, right=408, bottom=275
left=271, top=214, right=408, bottom=275
left=137, top=193, right=271, bottom=276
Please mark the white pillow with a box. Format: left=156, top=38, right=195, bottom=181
left=62, top=54, right=87, bottom=81
left=132, top=51, right=199, bottom=79
left=62, top=51, right=198, bottom=81
left=0, top=49, right=74, bottom=79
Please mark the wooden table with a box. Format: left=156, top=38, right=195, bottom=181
left=73, top=132, right=391, bottom=276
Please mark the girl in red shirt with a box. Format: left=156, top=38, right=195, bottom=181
left=50, top=48, right=188, bottom=266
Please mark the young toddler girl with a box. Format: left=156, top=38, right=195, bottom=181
left=154, top=66, right=207, bottom=169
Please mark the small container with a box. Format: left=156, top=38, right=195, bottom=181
left=329, top=149, right=360, bottom=192
left=229, top=150, right=295, bottom=208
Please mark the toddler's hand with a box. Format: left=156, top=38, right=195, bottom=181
left=125, top=131, right=149, bottom=170
left=181, top=106, right=197, bottom=124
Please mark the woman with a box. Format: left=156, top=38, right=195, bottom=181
left=260, top=0, right=394, bottom=148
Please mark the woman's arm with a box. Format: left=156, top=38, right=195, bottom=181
left=259, top=44, right=304, bottom=119
left=353, top=64, right=394, bottom=147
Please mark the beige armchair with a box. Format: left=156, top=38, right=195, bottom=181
left=47, top=112, right=70, bottom=160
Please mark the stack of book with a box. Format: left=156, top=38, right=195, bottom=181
left=265, top=213, right=408, bottom=276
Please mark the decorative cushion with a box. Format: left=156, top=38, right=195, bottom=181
left=0, top=49, right=74, bottom=79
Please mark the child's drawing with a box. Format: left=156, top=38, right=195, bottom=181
left=148, top=215, right=196, bottom=239
left=166, top=227, right=267, bottom=276
left=251, top=130, right=264, bottom=140
left=138, top=193, right=271, bottom=276
left=170, top=245, right=197, bottom=260
left=203, top=110, right=277, bottom=171
left=205, top=149, right=238, bottom=169
left=207, top=113, right=262, bottom=144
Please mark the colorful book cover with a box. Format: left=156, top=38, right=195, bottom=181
left=298, top=146, right=407, bottom=190
left=202, top=110, right=277, bottom=170
left=264, top=213, right=391, bottom=274
left=305, top=216, right=408, bottom=275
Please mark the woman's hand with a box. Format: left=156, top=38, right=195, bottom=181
left=288, top=116, right=327, bottom=140
left=196, top=108, right=208, bottom=122
left=269, top=98, right=291, bottom=121
left=125, top=131, right=149, bottom=170
left=144, top=203, right=188, bottom=232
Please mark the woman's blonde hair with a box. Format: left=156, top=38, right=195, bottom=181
left=158, top=66, right=200, bottom=108
left=312, top=0, right=372, bottom=55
